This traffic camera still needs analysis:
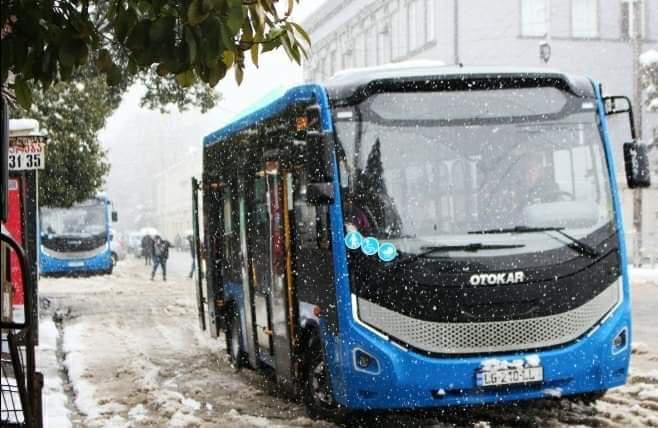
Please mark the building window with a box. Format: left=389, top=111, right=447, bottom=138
left=521, top=0, right=548, bottom=37
left=408, top=1, right=419, bottom=51
left=377, top=22, right=392, bottom=64
left=393, top=6, right=408, bottom=58
left=572, top=0, right=598, bottom=37
left=366, top=27, right=377, bottom=66
left=425, top=0, right=436, bottom=42
left=621, top=0, right=645, bottom=39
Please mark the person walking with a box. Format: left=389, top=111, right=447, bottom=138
left=187, top=234, right=195, bottom=279
left=141, top=234, right=154, bottom=265
left=151, top=235, right=170, bottom=281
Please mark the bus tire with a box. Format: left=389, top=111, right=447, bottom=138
left=302, top=334, right=344, bottom=422
left=226, top=306, right=246, bottom=369
left=111, top=252, right=118, bottom=266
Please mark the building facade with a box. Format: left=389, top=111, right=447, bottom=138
left=303, top=0, right=658, bottom=263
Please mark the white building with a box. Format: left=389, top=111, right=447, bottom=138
left=303, top=0, right=658, bottom=263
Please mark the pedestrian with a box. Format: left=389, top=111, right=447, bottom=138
left=141, top=234, right=154, bottom=266
left=187, top=234, right=195, bottom=279
left=151, top=235, right=170, bottom=281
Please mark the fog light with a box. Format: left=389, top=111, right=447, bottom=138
left=356, top=351, right=371, bottom=368
left=353, top=349, right=380, bottom=374
left=612, top=328, right=627, bottom=353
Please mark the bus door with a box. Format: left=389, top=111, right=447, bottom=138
left=248, top=160, right=295, bottom=381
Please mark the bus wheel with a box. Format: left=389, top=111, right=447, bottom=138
left=227, top=307, right=246, bottom=369
left=111, top=252, right=118, bottom=266
left=303, top=335, right=342, bottom=421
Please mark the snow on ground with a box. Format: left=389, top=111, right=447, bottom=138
left=36, top=255, right=658, bottom=427
left=39, top=318, right=71, bottom=428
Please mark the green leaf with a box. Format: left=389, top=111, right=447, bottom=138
left=176, top=69, right=196, bottom=87
left=234, top=65, right=244, bottom=85
left=207, top=62, right=227, bottom=87
left=96, top=48, right=113, bottom=72
left=187, top=0, right=209, bottom=26
left=184, top=27, right=198, bottom=64
left=222, top=50, right=235, bottom=68
left=250, top=44, right=259, bottom=68
left=149, top=16, right=176, bottom=43
left=14, top=79, right=32, bottom=109
left=126, top=20, right=151, bottom=54
left=290, top=22, right=311, bottom=46
left=106, top=64, right=122, bottom=86
left=226, top=0, right=244, bottom=34
left=201, top=16, right=222, bottom=64
left=115, top=7, right=138, bottom=42
left=59, top=39, right=78, bottom=68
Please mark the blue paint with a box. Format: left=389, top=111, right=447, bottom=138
left=345, top=231, right=363, bottom=250
left=361, top=237, right=379, bottom=256
left=378, top=242, right=397, bottom=262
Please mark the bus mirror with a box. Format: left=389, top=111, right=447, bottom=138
left=111, top=211, right=118, bottom=222
left=623, top=142, right=651, bottom=189
left=305, top=131, right=335, bottom=183
left=604, top=95, right=637, bottom=141
left=306, top=182, right=335, bottom=205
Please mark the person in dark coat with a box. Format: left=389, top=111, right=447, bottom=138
left=141, top=234, right=154, bottom=265
left=151, top=235, right=171, bottom=281
left=187, top=234, right=195, bottom=279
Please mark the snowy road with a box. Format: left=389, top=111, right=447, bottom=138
left=38, top=253, right=658, bottom=427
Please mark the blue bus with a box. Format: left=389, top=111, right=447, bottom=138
left=195, top=65, right=651, bottom=419
left=40, top=195, right=117, bottom=276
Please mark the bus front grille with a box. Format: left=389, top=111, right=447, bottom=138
left=356, top=280, right=620, bottom=355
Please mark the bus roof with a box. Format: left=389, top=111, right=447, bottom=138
left=203, top=65, right=595, bottom=148
left=203, top=84, right=321, bottom=148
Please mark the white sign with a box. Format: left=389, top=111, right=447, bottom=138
left=8, top=138, right=45, bottom=171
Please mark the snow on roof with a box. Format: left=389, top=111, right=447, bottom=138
left=330, top=60, right=447, bottom=79
left=640, top=49, right=658, bottom=66
left=9, top=118, right=42, bottom=137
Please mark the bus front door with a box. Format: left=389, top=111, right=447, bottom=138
left=248, top=161, right=294, bottom=383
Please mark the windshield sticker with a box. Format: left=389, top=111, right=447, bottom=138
left=345, top=231, right=364, bottom=250
left=378, top=242, right=397, bottom=262
left=361, top=237, right=380, bottom=256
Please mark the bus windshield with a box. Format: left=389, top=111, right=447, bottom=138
left=335, top=85, right=614, bottom=257
left=41, top=199, right=107, bottom=238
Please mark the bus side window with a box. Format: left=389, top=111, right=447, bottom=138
left=293, top=171, right=330, bottom=250
left=222, top=184, right=242, bottom=282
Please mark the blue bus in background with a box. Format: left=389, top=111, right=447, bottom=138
left=40, top=194, right=117, bottom=276
left=195, top=65, right=651, bottom=421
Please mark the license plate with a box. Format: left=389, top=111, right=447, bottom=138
left=68, top=261, right=85, bottom=267
left=476, top=366, right=543, bottom=387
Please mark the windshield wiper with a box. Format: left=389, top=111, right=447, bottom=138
left=390, top=243, right=525, bottom=270
left=468, top=226, right=599, bottom=259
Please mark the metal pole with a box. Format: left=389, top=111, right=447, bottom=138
left=632, top=0, right=644, bottom=265
left=453, top=0, right=459, bottom=65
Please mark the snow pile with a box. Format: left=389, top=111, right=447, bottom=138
left=38, top=318, right=72, bottom=428
left=640, top=49, right=658, bottom=66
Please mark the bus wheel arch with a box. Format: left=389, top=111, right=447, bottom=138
left=299, top=323, right=343, bottom=421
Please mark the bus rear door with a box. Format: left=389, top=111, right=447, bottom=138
left=247, top=159, right=295, bottom=385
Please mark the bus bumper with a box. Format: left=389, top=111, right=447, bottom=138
left=40, top=251, right=113, bottom=275
left=326, top=300, right=631, bottom=410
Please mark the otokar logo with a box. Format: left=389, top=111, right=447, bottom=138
left=469, top=271, right=525, bottom=286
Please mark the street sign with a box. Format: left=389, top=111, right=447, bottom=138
left=8, top=136, right=45, bottom=171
